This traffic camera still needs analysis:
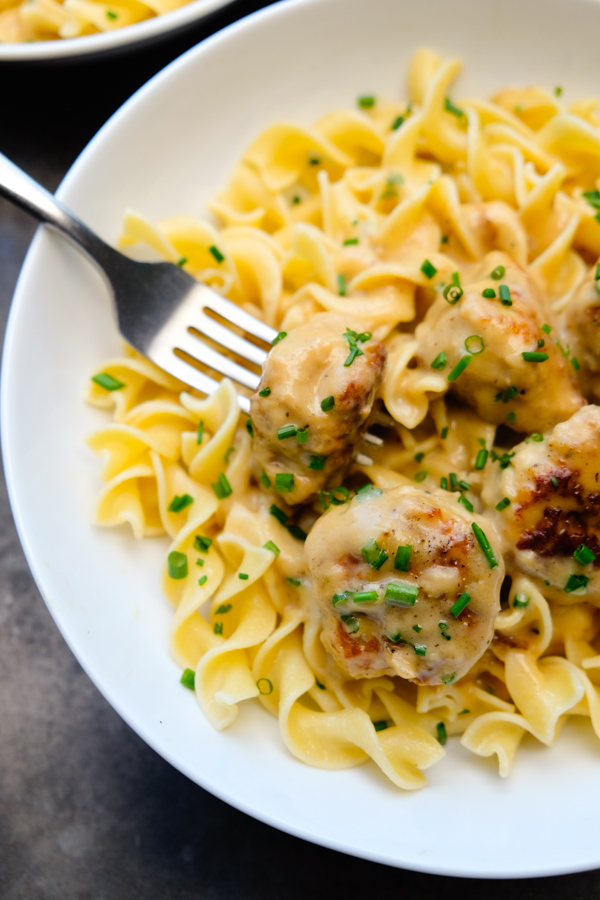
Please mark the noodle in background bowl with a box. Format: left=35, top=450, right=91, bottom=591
left=3, top=0, right=600, bottom=877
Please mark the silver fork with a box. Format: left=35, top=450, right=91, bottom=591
left=0, top=152, right=381, bottom=461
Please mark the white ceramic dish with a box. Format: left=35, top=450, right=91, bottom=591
left=4, top=0, right=600, bottom=878
left=0, top=0, right=232, bottom=61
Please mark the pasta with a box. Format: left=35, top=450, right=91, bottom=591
left=85, top=48, right=600, bottom=790
left=0, top=0, right=190, bottom=42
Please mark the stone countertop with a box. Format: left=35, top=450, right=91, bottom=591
left=1, top=8, right=600, bottom=896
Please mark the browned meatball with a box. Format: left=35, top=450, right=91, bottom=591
left=304, top=484, right=504, bottom=685
left=250, top=313, right=386, bottom=505
left=563, top=265, right=600, bottom=402
left=415, top=251, right=584, bottom=432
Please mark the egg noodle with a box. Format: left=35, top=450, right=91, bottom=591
left=0, top=0, right=190, bottom=42
left=85, top=50, right=600, bottom=790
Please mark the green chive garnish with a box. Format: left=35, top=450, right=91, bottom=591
left=414, top=452, right=425, bottom=463
left=196, top=558, right=204, bottom=567
left=211, top=473, right=232, bottom=499
left=447, top=355, right=472, bottom=382
left=353, top=590, right=379, bottom=603
left=358, top=95, right=375, bottom=108
left=269, top=504, right=288, bottom=525
left=296, top=427, right=308, bottom=444
left=91, top=372, right=125, bottom=391
left=286, top=524, right=307, bottom=541
left=431, top=352, right=447, bottom=370
left=344, top=237, right=359, bottom=245
left=441, top=426, right=449, bottom=439
left=216, top=603, right=232, bottom=614
left=513, top=595, right=529, bottom=608
left=506, top=412, right=516, bottom=424
left=482, top=288, right=496, bottom=299
left=259, top=387, right=271, bottom=397
left=391, top=115, right=404, bottom=130
left=496, top=497, right=511, bottom=511
left=277, top=424, right=297, bottom=440
left=421, top=259, right=437, bottom=279
left=341, top=614, right=360, bottom=633
left=498, top=284, right=512, bottom=306
left=263, top=540, right=280, bottom=556
left=194, top=535, right=212, bottom=553
left=436, top=722, right=447, bottom=744
left=458, top=494, right=474, bottom=513
left=287, top=577, right=302, bottom=587
left=238, top=573, right=249, bottom=580
left=450, top=591, right=471, bottom=617
left=564, top=573, right=589, bottom=593
left=224, top=446, right=235, bottom=463
left=197, top=420, right=204, bottom=444
left=395, top=545, right=412, bottom=571
left=491, top=266, right=505, bottom=280
left=272, top=331, right=287, bottom=345
left=441, top=673, right=456, bottom=684
left=209, top=245, right=224, bottom=263
left=495, top=385, right=519, bottom=403
left=414, top=644, right=427, bottom=657
left=259, top=470, right=271, bottom=489
left=571, top=357, right=581, bottom=371
left=522, top=351, right=549, bottom=362
left=541, top=323, right=552, bottom=334
left=332, top=591, right=352, bottom=606
left=257, top=678, right=273, bottom=695
left=246, top=418, right=254, bottom=438
left=338, top=273, right=347, bottom=296
left=373, top=720, right=388, bottom=732
left=168, top=551, right=188, bottom=579
left=574, top=544, right=596, bottom=565
left=361, top=538, right=389, bottom=570
left=472, top=522, right=498, bottom=568
left=176, top=256, right=187, bottom=267
left=321, top=395, right=335, bottom=412
left=444, top=97, right=464, bottom=118
left=385, top=582, right=418, bottom=607
left=180, top=668, right=195, bottom=689
left=199, top=575, right=207, bottom=586
left=309, top=454, right=327, bottom=470
left=474, top=448, right=488, bottom=470
left=274, top=473, right=295, bottom=493
left=414, top=471, right=428, bottom=483
left=168, top=494, right=194, bottom=513
left=465, top=335, right=484, bottom=355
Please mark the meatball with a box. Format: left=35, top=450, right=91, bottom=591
left=415, top=251, right=584, bottom=433
left=304, top=484, right=504, bottom=685
left=250, top=313, right=386, bottom=505
left=563, top=265, right=600, bottom=401
left=482, top=405, right=600, bottom=605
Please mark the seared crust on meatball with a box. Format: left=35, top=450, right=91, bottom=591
left=250, top=313, right=386, bottom=505
left=482, top=405, right=600, bottom=604
left=415, top=251, right=584, bottom=432
left=304, top=484, right=504, bottom=685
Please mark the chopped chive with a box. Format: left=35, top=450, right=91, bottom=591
left=180, top=668, right=195, bottom=689
left=296, top=427, right=308, bottom=444
left=106, top=9, right=118, bottom=17
left=386, top=630, right=406, bottom=644
left=358, top=95, right=375, bottom=108
left=574, top=544, right=596, bottom=565
left=541, top=323, right=552, bottom=334
left=325, top=486, right=348, bottom=506
left=269, top=504, right=288, bottom=525
left=209, top=245, right=225, bottom=263
left=211, top=473, right=233, bottom=499
left=491, top=450, right=515, bottom=470
left=168, top=494, right=194, bottom=513
left=355, top=483, right=382, bottom=499
left=287, top=577, right=302, bottom=587
left=337, top=273, right=347, bottom=296
left=259, top=470, right=271, bottom=489
left=537, top=338, right=545, bottom=349
left=421, top=259, right=437, bottom=279
left=344, top=343, right=364, bottom=367
left=272, top=331, right=287, bottom=345
left=512, top=595, right=530, bottom=608
left=450, top=591, right=471, bottom=617
left=257, top=678, right=273, bottom=695
left=482, top=288, right=496, bottom=299
left=361, top=537, right=389, bottom=570
left=308, top=154, right=321, bottom=166
left=214, top=621, right=223, bottom=635
left=373, top=720, right=388, bottom=732
left=491, top=266, right=505, bottom=280
left=414, top=452, right=425, bottom=463
left=194, top=535, right=212, bottom=553
left=564, top=573, right=589, bottom=593
left=246, top=418, right=254, bottom=438
left=318, top=491, right=330, bottom=511
left=238, top=573, right=249, bottom=580
left=394, top=545, right=412, bottom=572
left=263, top=540, right=280, bottom=556
left=196, top=420, right=204, bottom=444
left=414, top=471, right=429, bottom=482
left=292, top=195, right=301, bottom=205
left=198, top=575, right=208, bottom=587
left=506, top=412, right=516, bottom=424
left=216, top=603, right=232, bottom=614
left=277, top=424, right=297, bottom=440
left=413, top=624, right=422, bottom=632
left=584, top=189, right=600, bottom=210
left=472, top=522, right=498, bottom=568
left=332, top=591, right=352, bottom=607
left=495, top=497, right=511, bottom=511
left=442, top=673, right=456, bottom=684
left=444, top=97, right=465, bottom=118
left=571, top=357, right=581, bottom=371
left=385, top=582, right=418, bottom=606
left=168, top=550, right=188, bottom=580
left=316, top=680, right=326, bottom=689
left=441, top=426, right=449, bottom=439
left=522, top=351, right=549, bottom=362
left=91, top=372, right=125, bottom=391
left=498, top=284, right=512, bottom=306
left=341, top=614, right=360, bottom=633
left=274, top=473, right=295, bottom=493
left=431, top=352, right=447, bottom=370
left=440, top=476, right=448, bottom=490
left=224, top=446, right=235, bottom=463
left=353, top=590, right=379, bottom=603
left=551, top=476, right=559, bottom=488
left=286, top=524, right=308, bottom=541
left=309, top=454, right=327, bottom=471
left=344, top=237, right=359, bottom=246
left=447, top=354, right=472, bottom=382
left=176, top=256, right=187, bottom=267
left=438, top=621, right=450, bottom=640
left=458, top=494, right=474, bottom=513
left=459, top=708, right=470, bottom=715
left=458, top=479, right=471, bottom=491
left=554, top=86, right=563, bottom=97
left=530, top=433, right=544, bottom=442
left=465, top=335, right=485, bottom=355
left=259, top=387, right=271, bottom=397
left=414, top=644, right=427, bottom=657
left=449, top=473, right=458, bottom=491
left=436, top=722, right=447, bottom=745
left=196, top=558, right=204, bottom=567
left=441, top=234, right=449, bottom=244
left=495, top=385, right=520, bottom=403
left=391, top=115, right=404, bottom=130
left=443, top=274, right=463, bottom=304
left=321, top=395, right=335, bottom=412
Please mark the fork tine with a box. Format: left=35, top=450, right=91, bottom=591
left=148, top=345, right=222, bottom=396
left=199, top=288, right=278, bottom=344
left=191, top=312, right=268, bottom=366
left=174, top=332, right=261, bottom=391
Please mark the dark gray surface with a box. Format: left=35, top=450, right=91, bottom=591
left=2, top=7, right=600, bottom=896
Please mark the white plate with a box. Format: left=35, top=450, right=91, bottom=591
left=4, top=0, right=600, bottom=878
left=0, top=0, right=232, bottom=61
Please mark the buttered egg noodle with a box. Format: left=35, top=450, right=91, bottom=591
left=85, top=50, right=600, bottom=790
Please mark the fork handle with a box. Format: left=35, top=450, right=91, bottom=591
left=0, top=151, right=125, bottom=280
